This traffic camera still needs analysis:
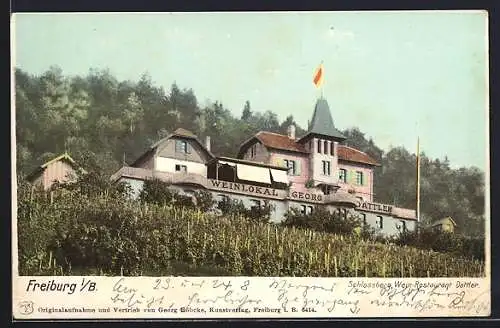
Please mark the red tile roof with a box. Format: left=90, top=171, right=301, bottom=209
left=337, top=145, right=380, bottom=166
left=254, top=131, right=307, bottom=153
left=245, top=131, right=380, bottom=166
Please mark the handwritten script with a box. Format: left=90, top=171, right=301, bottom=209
left=106, top=277, right=490, bottom=317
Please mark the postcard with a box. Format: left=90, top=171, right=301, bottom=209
left=11, top=11, right=490, bottom=319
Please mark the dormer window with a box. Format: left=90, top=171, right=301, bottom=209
left=175, top=140, right=189, bottom=153
left=317, top=139, right=322, bottom=153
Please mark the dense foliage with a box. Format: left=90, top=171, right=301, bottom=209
left=283, top=206, right=376, bottom=240
left=395, top=228, right=484, bottom=261
left=15, top=66, right=485, bottom=236
left=17, top=175, right=484, bottom=277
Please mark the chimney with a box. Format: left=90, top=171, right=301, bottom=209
left=205, top=136, right=211, bottom=151
left=287, top=124, right=296, bottom=140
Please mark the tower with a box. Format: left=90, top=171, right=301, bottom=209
left=297, top=98, right=346, bottom=194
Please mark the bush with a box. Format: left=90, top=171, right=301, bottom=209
left=193, top=190, right=216, bottom=212
left=216, top=197, right=275, bottom=222
left=52, top=169, right=131, bottom=199
left=138, top=178, right=176, bottom=205
left=246, top=200, right=275, bottom=222
left=282, top=206, right=364, bottom=236
left=217, top=197, right=246, bottom=216
left=395, top=227, right=485, bottom=261
left=17, top=188, right=485, bottom=277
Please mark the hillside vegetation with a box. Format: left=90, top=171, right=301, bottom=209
left=17, top=177, right=485, bottom=277
left=15, top=67, right=485, bottom=236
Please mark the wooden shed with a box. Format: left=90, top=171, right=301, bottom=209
left=431, top=216, right=457, bottom=233
left=26, top=153, right=82, bottom=190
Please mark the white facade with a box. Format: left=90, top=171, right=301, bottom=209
left=155, top=156, right=207, bottom=176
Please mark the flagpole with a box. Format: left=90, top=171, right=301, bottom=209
left=320, top=60, right=324, bottom=99
left=416, top=136, right=421, bottom=223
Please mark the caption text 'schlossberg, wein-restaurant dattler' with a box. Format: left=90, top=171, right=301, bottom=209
left=110, top=98, right=418, bottom=237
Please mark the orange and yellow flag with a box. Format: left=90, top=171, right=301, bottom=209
left=313, top=63, right=324, bottom=88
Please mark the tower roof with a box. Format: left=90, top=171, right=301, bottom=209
left=300, top=98, right=346, bottom=142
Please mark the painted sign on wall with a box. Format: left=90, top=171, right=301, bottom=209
left=356, top=201, right=393, bottom=214
left=209, top=179, right=280, bottom=197
left=289, top=190, right=323, bottom=202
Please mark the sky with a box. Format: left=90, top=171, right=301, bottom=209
left=12, top=11, right=488, bottom=170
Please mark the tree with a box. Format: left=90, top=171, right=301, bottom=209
left=241, top=100, right=252, bottom=121
left=14, top=66, right=485, bottom=237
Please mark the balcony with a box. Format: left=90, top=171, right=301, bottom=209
left=323, top=190, right=358, bottom=206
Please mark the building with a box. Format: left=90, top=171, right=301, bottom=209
left=26, top=152, right=81, bottom=190
left=111, top=98, right=418, bottom=236
left=431, top=217, right=457, bottom=233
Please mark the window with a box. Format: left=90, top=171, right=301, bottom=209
left=307, top=206, right=314, bottom=215
left=250, top=199, right=261, bottom=209
left=250, top=144, right=256, bottom=158
left=322, top=161, right=331, bottom=176
left=283, top=159, right=297, bottom=175
left=321, top=185, right=332, bottom=195
left=300, top=205, right=307, bottom=215
left=324, top=140, right=328, bottom=154
left=399, top=220, right=407, bottom=232
left=317, top=139, right=322, bottom=153
left=218, top=194, right=230, bottom=207
left=175, top=140, right=189, bottom=153
left=336, top=208, right=347, bottom=220
left=356, top=171, right=364, bottom=185
left=376, top=215, right=384, bottom=229
left=339, top=169, right=347, bottom=183
left=175, top=164, right=187, bottom=172
left=360, top=213, right=367, bottom=225
left=330, top=142, right=335, bottom=156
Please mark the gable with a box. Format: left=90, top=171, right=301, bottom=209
left=238, top=131, right=307, bottom=158
left=156, top=136, right=212, bottom=163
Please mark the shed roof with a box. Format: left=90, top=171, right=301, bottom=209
left=26, top=152, right=80, bottom=181
left=431, top=216, right=457, bottom=227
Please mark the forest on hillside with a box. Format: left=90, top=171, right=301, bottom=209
left=14, top=66, right=486, bottom=237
